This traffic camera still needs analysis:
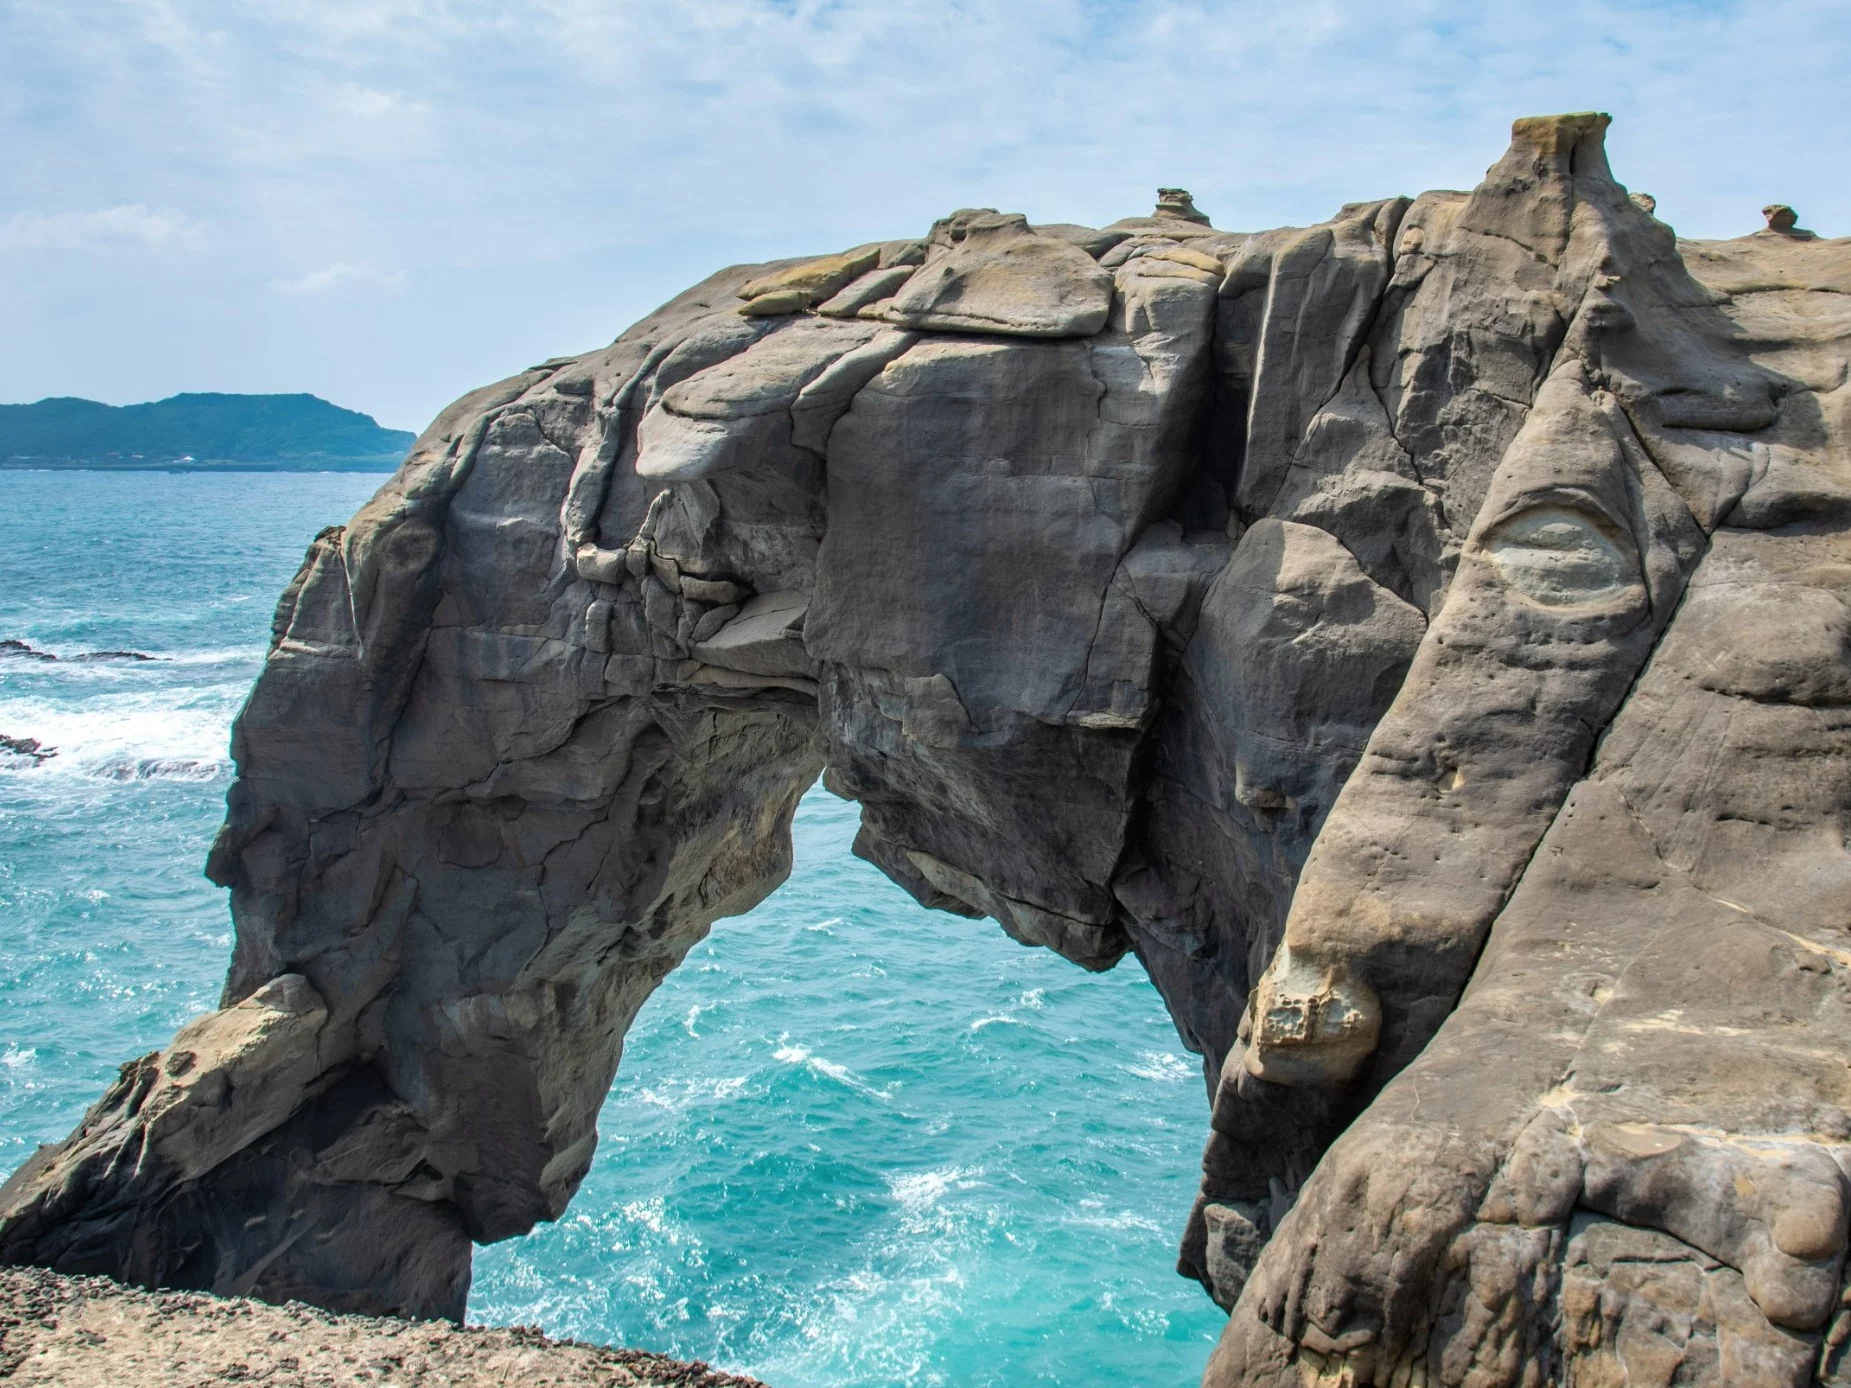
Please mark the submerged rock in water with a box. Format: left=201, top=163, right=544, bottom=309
left=0, top=638, right=162, bottom=662
left=0, top=734, right=54, bottom=763
left=6, top=114, right=1851, bottom=1388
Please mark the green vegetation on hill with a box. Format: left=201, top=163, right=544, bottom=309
left=0, top=393, right=416, bottom=471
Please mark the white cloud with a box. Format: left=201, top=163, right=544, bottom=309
left=0, top=204, right=200, bottom=253
left=0, top=0, right=1847, bottom=427
left=330, top=82, right=414, bottom=119
left=269, top=263, right=408, bottom=294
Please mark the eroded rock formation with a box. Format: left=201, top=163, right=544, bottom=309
left=4, top=113, right=1850, bottom=1386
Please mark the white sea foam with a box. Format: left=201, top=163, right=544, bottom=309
left=622, top=1197, right=669, bottom=1235
left=160, top=646, right=264, bottom=668
left=0, top=688, right=240, bottom=782
left=1066, top=1206, right=1163, bottom=1234
left=968, top=1013, right=1026, bottom=1032
left=886, top=1165, right=984, bottom=1218
left=738, top=1165, right=994, bottom=1387
left=618, top=1195, right=703, bottom=1257
left=0, top=645, right=256, bottom=677
left=741, top=1166, right=992, bottom=1385
left=1124, top=1051, right=1193, bottom=1083
left=968, top=987, right=1048, bottom=1032
left=772, top=1037, right=892, bottom=1101
left=632, top=1074, right=751, bottom=1112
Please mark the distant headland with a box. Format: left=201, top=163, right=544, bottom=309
left=0, top=393, right=415, bottom=471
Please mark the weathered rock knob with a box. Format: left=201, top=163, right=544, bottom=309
left=1155, top=187, right=1212, bottom=226
left=1762, top=203, right=1817, bottom=238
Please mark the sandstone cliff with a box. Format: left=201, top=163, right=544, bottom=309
left=4, top=113, right=1849, bottom=1387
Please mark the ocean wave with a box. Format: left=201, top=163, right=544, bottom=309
left=632, top=1075, right=751, bottom=1111
left=966, top=988, right=1047, bottom=1033
left=158, top=646, right=265, bottom=668
left=0, top=695, right=237, bottom=783
left=0, top=734, right=54, bottom=764
left=772, top=1036, right=894, bottom=1101
left=89, top=756, right=228, bottom=783
left=731, top=1164, right=995, bottom=1386
left=885, top=1165, right=985, bottom=1217
left=1123, top=1051, right=1194, bottom=1084
left=0, top=644, right=257, bottom=675
left=0, top=640, right=253, bottom=669
left=1066, top=1201, right=1162, bottom=1235
left=968, top=1013, right=1027, bottom=1032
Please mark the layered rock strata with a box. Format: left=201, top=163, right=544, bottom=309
left=4, top=115, right=1849, bottom=1387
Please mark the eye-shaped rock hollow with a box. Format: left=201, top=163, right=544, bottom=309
left=1481, top=505, right=1640, bottom=609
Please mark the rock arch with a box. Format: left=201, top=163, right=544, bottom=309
left=6, top=114, right=1851, bottom=1387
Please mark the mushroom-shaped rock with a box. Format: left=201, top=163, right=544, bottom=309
left=1761, top=202, right=1818, bottom=239
left=1156, top=187, right=1213, bottom=225
left=1103, top=187, right=1226, bottom=243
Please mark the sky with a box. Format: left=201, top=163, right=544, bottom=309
left=3, top=0, right=1847, bottom=433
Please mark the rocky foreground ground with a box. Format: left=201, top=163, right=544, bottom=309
left=0, top=1266, right=770, bottom=1387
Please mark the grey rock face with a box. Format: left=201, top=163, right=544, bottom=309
left=5, top=117, right=1850, bottom=1388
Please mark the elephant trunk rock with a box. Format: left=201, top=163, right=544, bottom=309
left=7, top=114, right=1851, bottom=1388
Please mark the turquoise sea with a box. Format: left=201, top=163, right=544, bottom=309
left=0, top=471, right=1224, bottom=1386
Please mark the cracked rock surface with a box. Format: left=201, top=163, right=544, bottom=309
left=4, top=116, right=1850, bottom=1386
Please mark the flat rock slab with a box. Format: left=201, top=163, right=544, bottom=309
left=0, top=1266, right=774, bottom=1388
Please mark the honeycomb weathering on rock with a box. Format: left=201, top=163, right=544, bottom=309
left=4, top=113, right=1851, bottom=1387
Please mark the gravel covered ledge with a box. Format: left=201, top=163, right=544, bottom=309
left=0, top=1266, right=773, bottom=1387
